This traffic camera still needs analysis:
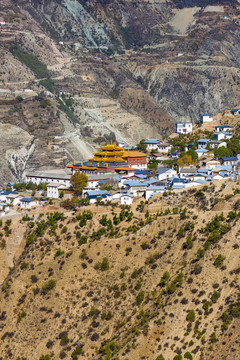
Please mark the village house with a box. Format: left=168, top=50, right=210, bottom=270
left=220, top=157, right=238, bottom=167
left=157, top=143, right=172, bottom=154
left=144, top=139, right=160, bottom=151
left=157, top=167, right=177, bottom=181
left=47, top=183, right=68, bottom=199
left=122, top=180, right=148, bottom=197
left=208, top=140, right=227, bottom=149
left=231, top=108, right=240, bottom=116
left=200, top=114, right=213, bottom=123
left=176, top=122, right=193, bottom=134
left=6, top=193, right=22, bottom=206
left=202, top=159, right=221, bottom=169
left=0, top=203, right=9, bottom=215
left=184, top=179, right=207, bottom=188
left=54, top=134, right=64, bottom=140
left=197, top=168, right=212, bottom=176
left=179, top=167, right=196, bottom=179
left=214, top=132, right=232, bottom=141
left=145, top=186, right=165, bottom=200
left=171, top=150, right=180, bottom=159
left=120, top=193, right=134, bottom=205
left=0, top=191, right=18, bottom=202
left=20, top=198, right=39, bottom=209
left=83, top=190, right=111, bottom=204
left=172, top=184, right=186, bottom=190
left=212, top=166, right=232, bottom=176
left=215, top=125, right=233, bottom=132
left=197, top=139, right=211, bottom=149
left=195, top=148, right=209, bottom=158
left=26, top=169, right=71, bottom=187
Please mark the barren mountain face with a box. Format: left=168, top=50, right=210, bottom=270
left=0, top=0, right=239, bottom=182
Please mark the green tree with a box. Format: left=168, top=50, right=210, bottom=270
left=101, top=257, right=109, bottom=271
left=136, top=139, right=147, bottom=152
left=186, top=149, right=198, bottom=162
left=186, top=310, right=195, bottom=322
left=70, top=172, right=88, bottom=194
left=214, top=254, right=225, bottom=268
left=184, top=352, right=193, bottom=360
left=214, top=146, right=232, bottom=159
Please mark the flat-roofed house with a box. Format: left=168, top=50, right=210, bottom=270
left=20, top=198, right=39, bottom=209
left=120, top=193, right=134, bottom=205
left=26, top=169, right=72, bottom=187
left=144, top=139, right=160, bottom=151
left=200, top=114, right=213, bottom=123
left=176, top=122, right=193, bottom=134
left=47, top=183, right=67, bottom=199
left=6, top=193, right=22, bottom=206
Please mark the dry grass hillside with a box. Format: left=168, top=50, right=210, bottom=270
left=1, top=181, right=240, bottom=359
left=1, top=0, right=240, bottom=183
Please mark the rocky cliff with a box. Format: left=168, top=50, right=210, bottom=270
left=0, top=0, right=239, bottom=182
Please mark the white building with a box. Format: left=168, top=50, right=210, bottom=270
left=195, top=148, right=209, bottom=158
left=6, top=194, right=22, bottom=206
left=47, top=183, right=67, bottom=199
left=20, top=198, right=39, bottom=209
left=208, top=140, right=227, bottom=149
left=0, top=203, right=9, bottom=212
left=157, top=167, right=177, bottom=181
left=231, top=108, right=240, bottom=116
left=122, top=180, right=147, bottom=197
left=179, top=168, right=196, bottom=179
left=202, top=159, right=221, bottom=169
left=200, top=114, right=213, bottom=123
left=0, top=191, right=18, bottom=202
left=26, top=169, right=71, bottom=187
left=214, top=132, right=232, bottom=141
left=145, top=186, right=165, bottom=200
left=120, top=193, right=134, bottom=205
left=144, top=139, right=161, bottom=151
left=157, top=143, right=172, bottom=154
left=84, top=190, right=112, bottom=204
left=215, top=125, right=232, bottom=132
left=176, top=122, right=193, bottom=134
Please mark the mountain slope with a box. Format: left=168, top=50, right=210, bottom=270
left=1, top=181, right=240, bottom=359
left=0, top=0, right=240, bottom=183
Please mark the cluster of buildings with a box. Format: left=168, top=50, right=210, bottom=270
left=1, top=107, right=239, bottom=213
left=0, top=191, right=39, bottom=215
left=176, top=108, right=238, bottom=135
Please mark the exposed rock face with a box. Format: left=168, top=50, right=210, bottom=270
left=0, top=0, right=239, bottom=182
left=129, top=62, right=240, bottom=123
left=0, top=124, right=34, bottom=184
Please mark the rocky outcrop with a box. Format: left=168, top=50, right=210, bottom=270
left=0, top=124, right=35, bottom=184
left=129, top=61, right=240, bottom=123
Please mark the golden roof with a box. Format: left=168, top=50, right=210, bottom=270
left=90, top=157, right=125, bottom=162
left=101, top=144, right=122, bottom=151
left=94, top=151, right=124, bottom=157
left=80, top=166, right=97, bottom=170
left=122, top=150, right=147, bottom=158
